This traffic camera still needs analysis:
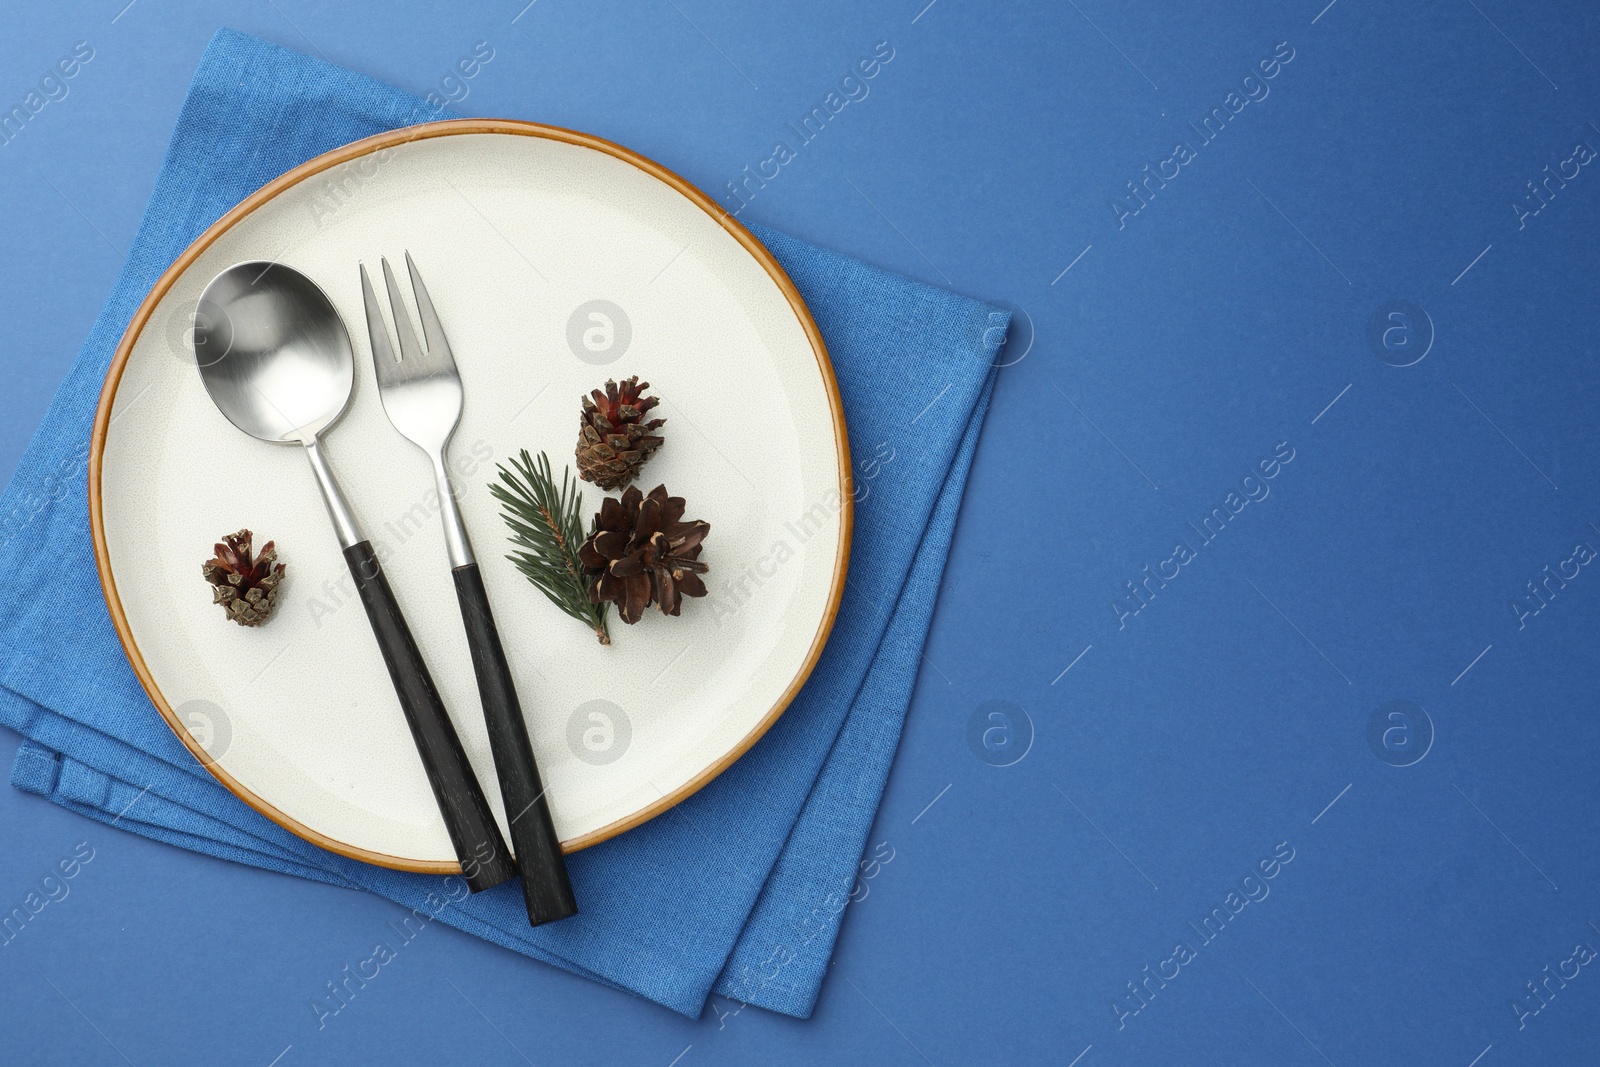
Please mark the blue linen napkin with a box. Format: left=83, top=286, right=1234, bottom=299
left=0, top=28, right=1002, bottom=1019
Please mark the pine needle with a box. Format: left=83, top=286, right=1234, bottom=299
left=490, top=450, right=611, bottom=646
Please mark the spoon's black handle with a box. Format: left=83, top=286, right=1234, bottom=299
left=451, top=562, right=578, bottom=926
left=342, top=541, right=515, bottom=893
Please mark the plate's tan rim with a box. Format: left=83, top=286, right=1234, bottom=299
left=88, top=118, right=852, bottom=875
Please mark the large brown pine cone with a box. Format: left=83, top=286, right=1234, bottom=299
left=578, top=485, right=709, bottom=624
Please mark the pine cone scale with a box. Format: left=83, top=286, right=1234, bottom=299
left=608, top=555, right=646, bottom=579
left=675, top=571, right=708, bottom=599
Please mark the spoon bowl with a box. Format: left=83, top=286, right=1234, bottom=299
left=195, top=262, right=354, bottom=444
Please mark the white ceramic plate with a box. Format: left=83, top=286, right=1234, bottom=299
left=90, top=121, right=849, bottom=872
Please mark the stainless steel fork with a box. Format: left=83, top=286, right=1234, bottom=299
left=361, top=253, right=576, bottom=926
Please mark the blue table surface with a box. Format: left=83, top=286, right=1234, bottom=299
left=5, top=1, right=1600, bottom=1064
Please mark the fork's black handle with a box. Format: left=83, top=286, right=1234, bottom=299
left=343, top=541, right=516, bottom=893
left=451, top=561, right=578, bottom=926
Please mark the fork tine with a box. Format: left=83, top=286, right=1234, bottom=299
left=380, top=257, right=425, bottom=364
left=359, top=263, right=400, bottom=384
left=404, top=251, right=456, bottom=369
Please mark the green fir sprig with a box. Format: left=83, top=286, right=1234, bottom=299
left=490, top=450, right=611, bottom=646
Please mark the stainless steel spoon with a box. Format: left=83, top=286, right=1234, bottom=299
left=193, top=261, right=515, bottom=892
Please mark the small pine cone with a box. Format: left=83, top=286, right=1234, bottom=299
left=202, top=529, right=285, bottom=627
left=578, top=485, right=709, bottom=624
left=576, top=376, right=666, bottom=490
